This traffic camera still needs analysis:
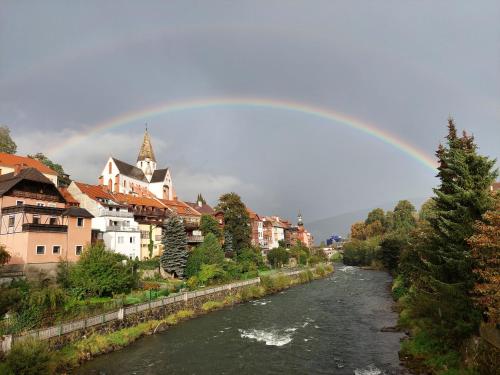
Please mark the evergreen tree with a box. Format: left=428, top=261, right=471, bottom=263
left=216, top=192, right=251, bottom=254
left=200, top=214, right=222, bottom=240
left=0, top=125, right=17, bottom=154
left=196, top=193, right=206, bottom=205
left=160, top=216, right=189, bottom=278
left=410, top=119, right=497, bottom=344
left=223, top=230, right=233, bottom=255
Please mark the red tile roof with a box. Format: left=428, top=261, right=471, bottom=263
left=161, top=199, right=201, bottom=216
left=0, top=152, right=57, bottom=175
left=59, top=187, right=79, bottom=206
left=246, top=207, right=261, bottom=221
left=185, top=201, right=216, bottom=215
left=491, top=182, right=500, bottom=192
left=113, top=192, right=167, bottom=209
left=74, top=182, right=117, bottom=202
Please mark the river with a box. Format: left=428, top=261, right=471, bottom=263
left=77, top=265, right=406, bottom=374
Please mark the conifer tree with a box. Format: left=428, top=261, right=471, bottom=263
left=160, top=216, right=189, bottom=278
left=224, top=230, right=233, bottom=255
left=410, top=119, right=497, bottom=343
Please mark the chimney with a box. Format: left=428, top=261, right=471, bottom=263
left=14, top=163, right=27, bottom=175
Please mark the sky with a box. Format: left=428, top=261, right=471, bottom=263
left=1, top=1, right=499, bottom=233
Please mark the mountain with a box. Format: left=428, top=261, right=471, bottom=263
left=306, top=197, right=428, bottom=243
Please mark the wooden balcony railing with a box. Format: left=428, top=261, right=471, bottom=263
left=22, top=223, right=68, bottom=233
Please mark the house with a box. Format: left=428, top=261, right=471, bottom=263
left=263, top=216, right=287, bottom=250
left=67, top=182, right=141, bottom=259
left=246, top=207, right=264, bottom=248
left=112, top=193, right=170, bottom=259
left=0, top=168, right=92, bottom=278
left=185, top=198, right=224, bottom=228
left=490, top=182, right=500, bottom=192
left=0, top=152, right=58, bottom=185
left=98, top=129, right=175, bottom=200
left=160, top=199, right=203, bottom=247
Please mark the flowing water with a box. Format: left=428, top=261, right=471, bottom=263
left=77, top=266, right=407, bottom=374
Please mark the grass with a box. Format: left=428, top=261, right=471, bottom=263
left=202, top=300, right=224, bottom=312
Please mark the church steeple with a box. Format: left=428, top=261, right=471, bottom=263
left=297, top=212, right=304, bottom=226
left=137, top=126, right=157, bottom=181
left=137, top=126, right=156, bottom=162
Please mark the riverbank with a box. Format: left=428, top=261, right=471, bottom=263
left=2, top=264, right=333, bottom=374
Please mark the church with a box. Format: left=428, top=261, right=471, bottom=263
left=99, top=129, right=175, bottom=200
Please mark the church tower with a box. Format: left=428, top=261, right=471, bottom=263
left=297, top=212, right=304, bottom=227
left=137, top=128, right=157, bottom=182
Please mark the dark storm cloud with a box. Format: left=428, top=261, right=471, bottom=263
left=1, top=1, right=499, bottom=235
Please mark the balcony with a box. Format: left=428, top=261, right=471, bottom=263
left=3, top=204, right=65, bottom=216
left=22, top=223, right=68, bottom=233
left=97, top=207, right=134, bottom=218
left=187, top=235, right=204, bottom=243
left=106, top=225, right=139, bottom=232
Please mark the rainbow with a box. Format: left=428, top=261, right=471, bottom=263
left=47, top=97, right=437, bottom=171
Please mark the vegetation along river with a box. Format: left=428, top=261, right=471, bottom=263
left=77, top=266, right=406, bottom=375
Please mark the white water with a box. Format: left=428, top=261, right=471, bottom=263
left=239, top=328, right=293, bottom=346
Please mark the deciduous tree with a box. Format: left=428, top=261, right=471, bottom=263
left=216, top=193, right=251, bottom=253
left=0, top=125, right=17, bottom=154
left=199, top=214, right=222, bottom=240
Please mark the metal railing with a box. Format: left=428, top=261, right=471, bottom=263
left=97, top=208, right=134, bottom=218
left=106, top=225, right=140, bottom=232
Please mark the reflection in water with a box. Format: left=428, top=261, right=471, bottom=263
left=78, top=265, right=407, bottom=374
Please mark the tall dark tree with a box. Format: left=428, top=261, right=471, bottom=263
left=0, top=125, right=17, bottom=154
left=199, top=214, right=222, bottom=240
left=216, top=193, right=251, bottom=254
left=223, top=230, right=233, bottom=256
left=161, top=216, right=189, bottom=278
left=196, top=193, right=206, bottom=205
left=410, top=119, right=498, bottom=344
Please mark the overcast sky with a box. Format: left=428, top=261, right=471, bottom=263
left=1, top=1, right=499, bottom=226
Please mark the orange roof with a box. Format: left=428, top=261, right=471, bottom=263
left=161, top=199, right=201, bottom=216
left=59, top=187, right=79, bottom=205
left=74, top=182, right=117, bottom=202
left=246, top=207, right=261, bottom=221
left=113, top=192, right=167, bottom=209
left=0, top=152, right=57, bottom=175
left=491, top=182, right=500, bottom=192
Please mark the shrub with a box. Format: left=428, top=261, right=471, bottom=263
left=176, top=309, right=194, bottom=320
left=298, top=270, right=314, bottom=283
left=186, top=276, right=199, bottom=290
left=223, top=294, right=240, bottom=305
left=239, top=285, right=265, bottom=301
left=136, top=257, right=160, bottom=270
left=185, top=234, right=224, bottom=278
left=324, top=264, right=334, bottom=273
left=260, top=274, right=292, bottom=293
left=267, top=247, right=289, bottom=268
left=198, top=264, right=225, bottom=285
left=202, top=300, right=224, bottom=312
left=3, top=337, right=53, bottom=375
left=165, top=313, right=178, bottom=325
left=314, top=264, right=326, bottom=277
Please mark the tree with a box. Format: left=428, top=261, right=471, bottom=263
left=379, top=231, right=409, bottom=272
left=161, top=216, right=189, bottom=278
left=366, top=208, right=385, bottom=227
left=391, top=200, right=416, bottom=232
left=350, top=221, right=367, bottom=240
left=267, top=246, right=289, bottom=268
left=196, top=193, right=206, bottom=205
left=69, top=244, right=137, bottom=297
left=28, top=152, right=70, bottom=186
left=0, top=245, right=11, bottom=267
left=419, top=199, right=438, bottom=222
left=223, top=230, right=233, bottom=256
left=469, top=197, right=500, bottom=324
left=200, top=214, right=222, bottom=240
left=216, top=193, right=251, bottom=254
left=185, top=233, right=224, bottom=278
left=410, top=119, right=498, bottom=344
left=0, top=125, right=17, bottom=154
left=365, top=220, right=384, bottom=238
left=237, top=246, right=265, bottom=271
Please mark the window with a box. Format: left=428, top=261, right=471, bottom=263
left=75, top=245, right=83, bottom=255
left=16, top=200, right=23, bottom=206
left=36, top=202, right=44, bottom=207
left=49, top=217, right=57, bottom=225
left=77, top=217, right=84, bottom=227
left=52, top=245, right=61, bottom=254
left=118, top=236, right=124, bottom=244
left=36, top=245, right=45, bottom=255
left=33, top=215, right=40, bottom=224
left=130, top=237, right=135, bottom=244
left=8, top=216, right=15, bottom=227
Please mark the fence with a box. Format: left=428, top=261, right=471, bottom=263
left=3, top=278, right=260, bottom=350
left=1, top=269, right=308, bottom=352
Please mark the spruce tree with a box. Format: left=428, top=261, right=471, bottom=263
left=160, top=216, right=189, bottom=278
left=411, top=119, right=497, bottom=344
left=224, top=230, right=233, bottom=255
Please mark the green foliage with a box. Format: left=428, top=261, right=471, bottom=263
left=379, top=231, right=409, bottom=272
left=160, top=216, right=189, bottom=278
left=198, top=264, right=225, bottom=285
left=0, top=125, right=17, bottom=154
left=56, top=259, right=72, bottom=289
left=0, top=287, right=21, bottom=317
left=391, top=200, right=417, bottom=232
left=185, top=233, right=224, bottom=278
left=366, top=208, right=386, bottom=226
left=186, top=276, right=199, bottom=290
left=260, top=274, right=292, bottom=293
left=289, top=242, right=309, bottom=265
left=237, top=246, right=264, bottom=270
left=27, top=152, right=70, bottom=186
left=200, top=214, right=222, bottom=240
left=239, top=284, right=266, bottom=301
left=137, top=257, right=160, bottom=270
left=202, top=300, right=224, bottom=312
left=223, top=230, right=233, bottom=255
left=3, top=337, right=53, bottom=375
left=196, top=193, right=206, bottom=205
left=267, top=246, right=289, bottom=268
left=216, top=192, right=251, bottom=254
left=69, top=243, right=137, bottom=297
left=343, top=237, right=381, bottom=266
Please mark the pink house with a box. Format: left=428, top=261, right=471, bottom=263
left=0, top=167, right=93, bottom=278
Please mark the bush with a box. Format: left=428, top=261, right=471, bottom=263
left=343, top=237, right=381, bottom=266
left=185, top=234, right=224, bottom=278
left=176, top=309, right=194, bottom=320
left=239, top=285, right=265, bottom=301
left=186, top=276, right=199, bottom=290
left=314, top=264, right=326, bottom=277
left=3, top=337, right=54, bottom=375
left=136, top=257, right=160, bottom=270
left=68, top=244, right=138, bottom=297
left=260, top=274, right=292, bottom=293
left=298, top=270, right=314, bottom=283
left=198, top=264, right=225, bottom=285
left=267, top=247, right=289, bottom=268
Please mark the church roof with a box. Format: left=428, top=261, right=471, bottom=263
left=137, top=130, right=156, bottom=162
left=112, top=158, right=148, bottom=182
left=150, top=168, right=169, bottom=183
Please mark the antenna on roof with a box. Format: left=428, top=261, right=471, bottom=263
left=145, top=123, right=148, bottom=131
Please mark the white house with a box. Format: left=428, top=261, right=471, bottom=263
left=99, top=129, right=175, bottom=200
left=67, top=181, right=141, bottom=259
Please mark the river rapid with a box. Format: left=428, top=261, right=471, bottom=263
left=77, top=265, right=407, bottom=375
